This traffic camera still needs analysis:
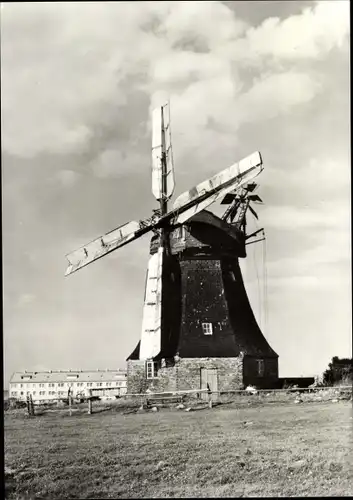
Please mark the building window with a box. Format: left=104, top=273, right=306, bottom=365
left=146, top=361, right=159, bottom=379
left=20, top=391, right=24, bottom=395
left=202, top=323, right=213, bottom=335
left=116, top=381, right=121, bottom=387
left=33, top=392, right=36, bottom=396
left=87, top=383, right=92, bottom=387
left=20, top=384, right=24, bottom=388
left=12, top=384, right=17, bottom=389
left=39, top=383, right=45, bottom=388
left=97, top=383, right=102, bottom=387
left=257, top=359, right=265, bottom=377
left=11, top=392, right=17, bottom=397
left=39, top=391, right=45, bottom=396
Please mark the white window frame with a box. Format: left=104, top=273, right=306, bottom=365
left=146, top=361, right=159, bottom=379
left=257, top=359, right=265, bottom=377
left=202, top=322, right=213, bottom=335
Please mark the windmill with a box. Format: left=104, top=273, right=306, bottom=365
left=65, top=102, right=278, bottom=393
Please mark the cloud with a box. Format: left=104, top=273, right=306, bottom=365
left=91, top=149, right=146, bottom=178
left=238, top=71, right=321, bottom=123
left=1, top=1, right=349, bottom=163
left=229, top=0, right=349, bottom=64
left=56, top=169, right=81, bottom=188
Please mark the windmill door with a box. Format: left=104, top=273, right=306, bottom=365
left=200, top=368, right=218, bottom=402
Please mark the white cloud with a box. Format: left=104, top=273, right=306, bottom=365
left=157, top=0, right=248, bottom=48
left=1, top=1, right=348, bottom=160
left=56, top=169, right=81, bottom=188
left=230, top=0, right=349, bottom=63
left=238, top=71, right=321, bottom=123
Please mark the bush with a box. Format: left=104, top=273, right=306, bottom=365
left=322, top=357, right=352, bottom=386
left=5, top=399, right=27, bottom=410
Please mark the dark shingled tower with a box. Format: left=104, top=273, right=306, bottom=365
left=127, top=210, right=278, bottom=393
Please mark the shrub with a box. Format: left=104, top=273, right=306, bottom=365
left=322, top=357, right=352, bottom=386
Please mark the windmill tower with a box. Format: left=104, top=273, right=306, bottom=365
left=65, top=103, right=278, bottom=395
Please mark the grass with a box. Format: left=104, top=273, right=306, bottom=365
left=4, top=400, right=353, bottom=498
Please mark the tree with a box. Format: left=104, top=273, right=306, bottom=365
left=322, top=357, right=352, bottom=386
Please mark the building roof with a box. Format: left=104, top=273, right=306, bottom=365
left=9, top=369, right=127, bottom=384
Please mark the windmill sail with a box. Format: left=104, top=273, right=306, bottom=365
left=139, top=247, right=163, bottom=360
left=65, top=151, right=263, bottom=276
left=65, top=220, right=145, bottom=276
left=151, top=103, right=175, bottom=201
left=171, top=151, right=263, bottom=224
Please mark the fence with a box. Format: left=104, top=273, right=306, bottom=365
left=9, top=385, right=351, bottom=418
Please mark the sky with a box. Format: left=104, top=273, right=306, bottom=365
left=2, top=1, right=351, bottom=386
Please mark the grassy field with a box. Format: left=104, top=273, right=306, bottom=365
left=4, top=401, right=353, bottom=498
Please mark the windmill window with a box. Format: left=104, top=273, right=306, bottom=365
left=202, top=323, right=213, bottom=335
left=257, top=359, right=265, bottom=377
left=146, top=361, right=159, bottom=379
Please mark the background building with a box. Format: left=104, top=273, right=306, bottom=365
left=9, top=369, right=127, bottom=403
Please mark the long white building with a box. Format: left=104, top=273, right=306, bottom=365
left=9, top=369, right=127, bottom=403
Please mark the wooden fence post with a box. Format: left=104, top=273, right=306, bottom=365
left=69, top=394, right=72, bottom=416
left=88, top=398, right=92, bottom=415
left=207, top=384, right=212, bottom=409
left=29, top=395, right=35, bottom=416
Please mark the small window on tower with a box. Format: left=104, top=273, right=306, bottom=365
left=146, top=361, right=159, bottom=379
left=257, top=359, right=265, bottom=377
left=202, top=323, right=213, bottom=335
